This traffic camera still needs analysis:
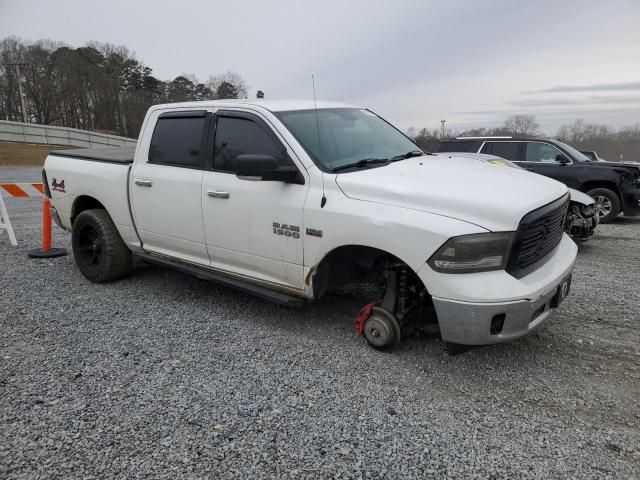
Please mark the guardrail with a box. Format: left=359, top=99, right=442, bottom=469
left=0, top=120, right=137, bottom=148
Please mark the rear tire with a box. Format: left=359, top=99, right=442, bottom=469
left=72, top=209, right=132, bottom=282
left=587, top=188, right=620, bottom=223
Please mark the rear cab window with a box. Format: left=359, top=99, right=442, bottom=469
left=149, top=111, right=207, bottom=168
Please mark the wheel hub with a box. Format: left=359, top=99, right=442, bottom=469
left=363, top=307, right=401, bottom=348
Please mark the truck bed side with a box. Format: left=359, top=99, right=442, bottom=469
left=44, top=146, right=141, bottom=249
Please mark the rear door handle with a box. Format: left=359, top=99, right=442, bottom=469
left=134, top=178, right=153, bottom=187
left=207, top=189, right=230, bottom=199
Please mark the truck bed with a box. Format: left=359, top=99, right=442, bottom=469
left=43, top=146, right=138, bottom=244
left=49, top=146, right=136, bottom=164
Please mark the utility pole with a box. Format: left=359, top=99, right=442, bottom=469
left=8, top=62, right=28, bottom=123
left=440, top=120, right=446, bottom=139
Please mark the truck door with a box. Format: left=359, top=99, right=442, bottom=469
left=130, top=111, right=210, bottom=265
left=201, top=110, right=308, bottom=290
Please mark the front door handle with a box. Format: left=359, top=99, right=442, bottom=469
left=207, top=189, right=230, bottom=199
left=134, top=178, right=153, bottom=187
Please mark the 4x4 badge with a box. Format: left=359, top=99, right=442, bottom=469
left=51, top=178, right=66, bottom=193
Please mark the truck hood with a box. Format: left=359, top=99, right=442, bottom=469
left=334, top=154, right=568, bottom=231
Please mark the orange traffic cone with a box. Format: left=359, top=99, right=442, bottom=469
left=28, top=198, right=67, bottom=258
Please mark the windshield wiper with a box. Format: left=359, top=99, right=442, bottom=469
left=332, top=158, right=390, bottom=172
left=331, top=151, right=425, bottom=172
left=389, top=150, right=425, bottom=161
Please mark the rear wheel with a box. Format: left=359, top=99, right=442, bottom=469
left=72, top=209, right=132, bottom=282
left=587, top=188, right=620, bottom=223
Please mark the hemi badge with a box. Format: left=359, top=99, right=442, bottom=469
left=306, top=228, right=323, bottom=238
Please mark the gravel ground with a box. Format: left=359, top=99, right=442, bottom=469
left=1, top=166, right=639, bottom=479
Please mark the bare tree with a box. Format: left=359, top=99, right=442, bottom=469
left=410, top=113, right=639, bottom=164
left=0, top=36, right=253, bottom=137
left=412, top=127, right=444, bottom=151
left=457, top=126, right=511, bottom=137
left=206, top=71, right=248, bottom=99
left=557, top=119, right=637, bottom=162
left=503, top=114, right=540, bottom=137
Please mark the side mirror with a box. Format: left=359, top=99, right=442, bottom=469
left=235, top=154, right=303, bottom=184
left=555, top=154, right=571, bottom=165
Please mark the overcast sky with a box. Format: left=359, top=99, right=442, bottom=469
left=1, top=0, right=639, bottom=133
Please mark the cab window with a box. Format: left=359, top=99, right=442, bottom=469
left=524, top=142, right=564, bottom=163
left=149, top=113, right=206, bottom=168
left=213, top=116, right=286, bottom=172
left=480, top=142, right=521, bottom=161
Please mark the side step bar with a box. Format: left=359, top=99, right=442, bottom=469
left=134, top=252, right=305, bottom=308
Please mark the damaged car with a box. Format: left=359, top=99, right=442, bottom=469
left=564, top=188, right=598, bottom=241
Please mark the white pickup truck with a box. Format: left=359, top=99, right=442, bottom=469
left=43, top=100, right=577, bottom=349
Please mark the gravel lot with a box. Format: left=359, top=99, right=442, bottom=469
left=1, top=166, right=639, bottom=479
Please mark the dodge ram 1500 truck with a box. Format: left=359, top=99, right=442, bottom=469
left=43, top=100, right=577, bottom=349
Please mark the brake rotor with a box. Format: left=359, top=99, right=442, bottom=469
left=363, top=307, right=401, bottom=348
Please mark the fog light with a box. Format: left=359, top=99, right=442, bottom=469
left=490, top=314, right=506, bottom=335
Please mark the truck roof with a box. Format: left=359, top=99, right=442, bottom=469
left=149, top=99, right=360, bottom=113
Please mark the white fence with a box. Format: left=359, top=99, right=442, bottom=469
left=0, top=120, right=137, bottom=148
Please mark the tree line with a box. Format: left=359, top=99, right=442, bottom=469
left=409, top=114, right=640, bottom=162
left=0, top=36, right=250, bottom=138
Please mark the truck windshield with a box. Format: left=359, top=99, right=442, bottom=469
left=275, top=108, right=422, bottom=172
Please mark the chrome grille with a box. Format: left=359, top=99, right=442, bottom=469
left=507, top=195, right=569, bottom=274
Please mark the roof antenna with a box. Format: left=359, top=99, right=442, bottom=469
left=312, top=74, right=327, bottom=208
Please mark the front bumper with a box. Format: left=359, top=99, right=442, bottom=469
left=418, top=234, right=577, bottom=345
left=433, top=274, right=570, bottom=345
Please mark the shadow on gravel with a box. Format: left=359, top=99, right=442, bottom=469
left=124, top=254, right=634, bottom=408
left=129, top=259, right=552, bottom=372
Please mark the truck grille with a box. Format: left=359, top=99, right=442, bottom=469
left=507, top=194, right=569, bottom=275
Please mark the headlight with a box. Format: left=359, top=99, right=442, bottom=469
left=428, top=232, right=515, bottom=273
